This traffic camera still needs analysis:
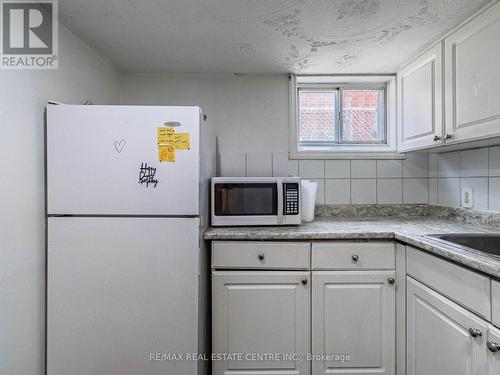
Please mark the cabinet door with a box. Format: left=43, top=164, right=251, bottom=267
left=444, top=2, right=500, bottom=143
left=487, top=325, right=500, bottom=375
left=312, top=271, right=396, bottom=375
left=407, top=277, right=488, bottom=375
left=397, top=43, right=443, bottom=152
left=213, top=271, right=310, bottom=375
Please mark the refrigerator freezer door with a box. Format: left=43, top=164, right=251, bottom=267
left=47, top=105, right=200, bottom=215
left=47, top=217, right=200, bottom=375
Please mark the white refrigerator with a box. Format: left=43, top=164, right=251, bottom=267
left=46, top=104, right=216, bottom=375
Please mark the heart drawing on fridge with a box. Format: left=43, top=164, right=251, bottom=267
left=114, top=139, right=126, bottom=153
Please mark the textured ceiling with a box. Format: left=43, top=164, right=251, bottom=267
left=58, top=0, right=490, bottom=73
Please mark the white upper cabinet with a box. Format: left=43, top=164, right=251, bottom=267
left=397, top=2, right=500, bottom=151
left=444, top=1, right=500, bottom=144
left=398, top=43, right=444, bottom=152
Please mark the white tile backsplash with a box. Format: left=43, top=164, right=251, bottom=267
left=403, top=154, right=429, bottom=178
left=272, top=152, right=299, bottom=177
left=325, top=160, right=350, bottom=178
left=438, top=178, right=461, bottom=207
left=246, top=152, right=272, bottom=177
left=489, top=178, right=500, bottom=211
left=430, top=147, right=500, bottom=212
left=299, top=160, right=324, bottom=179
left=489, top=146, right=500, bottom=176
left=377, top=179, right=402, bottom=204
left=351, top=160, right=377, bottom=178
left=403, top=178, right=429, bottom=204
left=429, top=178, right=438, bottom=204
left=216, top=147, right=500, bottom=212
left=351, top=179, right=377, bottom=204
left=460, top=149, right=488, bottom=177
left=219, top=152, right=246, bottom=176
left=377, top=160, right=403, bottom=178
left=461, top=177, right=488, bottom=210
left=429, top=154, right=438, bottom=178
left=438, top=152, right=460, bottom=178
left=325, top=179, right=351, bottom=204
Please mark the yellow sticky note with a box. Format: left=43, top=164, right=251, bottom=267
left=158, top=144, right=175, bottom=162
left=157, top=127, right=190, bottom=162
left=169, top=133, right=190, bottom=150
left=157, top=127, right=175, bottom=144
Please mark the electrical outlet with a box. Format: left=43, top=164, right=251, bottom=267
left=461, top=187, right=473, bottom=208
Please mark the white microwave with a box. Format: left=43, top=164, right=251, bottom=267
left=211, top=177, right=302, bottom=226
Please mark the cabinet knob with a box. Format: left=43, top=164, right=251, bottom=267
left=469, top=328, right=483, bottom=338
left=351, top=254, right=359, bottom=263
left=433, top=135, right=442, bottom=142
left=258, top=253, right=265, bottom=261
left=487, top=341, right=500, bottom=353
left=301, top=278, right=308, bottom=285
left=387, top=277, right=395, bottom=285
left=445, top=133, right=452, bottom=140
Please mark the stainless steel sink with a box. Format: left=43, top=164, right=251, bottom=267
left=426, top=234, right=500, bottom=258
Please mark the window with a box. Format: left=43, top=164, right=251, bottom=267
left=298, top=88, right=385, bottom=145
left=290, top=75, right=398, bottom=158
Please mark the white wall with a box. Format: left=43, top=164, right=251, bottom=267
left=0, top=25, right=121, bottom=375
left=121, top=73, right=290, bottom=153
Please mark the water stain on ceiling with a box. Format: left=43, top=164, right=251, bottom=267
left=338, top=0, right=382, bottom=21
left=58, top=0, right=490, bottom=73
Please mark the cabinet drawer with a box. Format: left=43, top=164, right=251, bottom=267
left=212, top=241, right=310, bottom=269
left=312, top=242, right=395, bottom=270
left=406, top=246, right=491, bottom=320
left=493, top=280, right=500, bottom=328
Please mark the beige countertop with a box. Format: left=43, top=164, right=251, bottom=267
left=204, top=216, right=500, bottom=279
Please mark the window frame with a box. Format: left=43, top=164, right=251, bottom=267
left=290, top=75, right=401, bottom=159
left=297, top=85, right=387, bottom=146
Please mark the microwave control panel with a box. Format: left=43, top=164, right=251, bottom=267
left=284, top=183, right=299, bottom=215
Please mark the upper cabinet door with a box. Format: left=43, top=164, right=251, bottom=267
left=444, top=2, right=500, bottom=144
left=46, top=105, right=201, bottom=215
left=407, top=277, right=488, bottom=375
left=397, top=43, right=444, bottom=152
left=312, top=271, right=395, bottom=375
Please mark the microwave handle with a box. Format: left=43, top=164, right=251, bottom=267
left=277, top=180, right=284, bottom=225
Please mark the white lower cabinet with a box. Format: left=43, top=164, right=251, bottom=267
left=487, top=325, right=500, bottom=375
left=211, top=241, right=397, bottom=375
left=212, top=271, right=310, bottom=375
left=407, top=277, right=489, bottom=375
left=212, top=241, right=500, bottom=375
left=312, top=271, right=396, bottom=375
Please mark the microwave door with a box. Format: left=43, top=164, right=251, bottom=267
left=215, top=183, right=278, bottom=216
left=213, top=182, right=280, bottom=225
left=221, top=188, right=231, bottom=215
